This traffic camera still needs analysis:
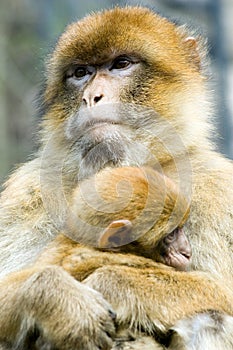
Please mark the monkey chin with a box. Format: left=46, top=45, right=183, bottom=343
left=76, top=129, right=127, bottom=180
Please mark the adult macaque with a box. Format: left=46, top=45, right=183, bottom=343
left=0, top=5, right=233, bottom=349
left=0, top=167, right=232, bottom=350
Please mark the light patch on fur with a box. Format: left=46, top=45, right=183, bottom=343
left=169, top=312, right=233, bottom=350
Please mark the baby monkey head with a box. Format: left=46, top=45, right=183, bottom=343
left=66, top=166, right=191, bottom=271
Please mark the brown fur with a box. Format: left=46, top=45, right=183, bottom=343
left=0, top=6, right=233, bottom=349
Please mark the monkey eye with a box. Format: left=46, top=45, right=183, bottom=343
left=164, top=229, right=178, bottom=243
left=73, top=66, right=89, bottom=79
left=111, top=57, right=132, bottom=70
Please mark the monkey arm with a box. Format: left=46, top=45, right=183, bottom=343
left=35, top=235, right=233, bottom=334
left=0, top=235, right=232, bottom=350
left=0, top=266, right=115, bottom=350
left=83, top=264, right=233, bottom=334
left=0, top=236, right=167, bottom=350
left=34, top=234, right=166, bottom=280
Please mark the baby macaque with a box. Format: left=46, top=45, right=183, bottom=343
left=65, top=167, right=191, bottom=270
left=66, top=166, right=191, bottom=271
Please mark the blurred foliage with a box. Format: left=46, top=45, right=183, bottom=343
left=0, top=0, right=232, bottom=185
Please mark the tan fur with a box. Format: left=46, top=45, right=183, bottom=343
left=0, top=168, right=232, bottom=349
left=66, top=167, right=189, bottom=251
left=0, top=5, right=233, bottom=349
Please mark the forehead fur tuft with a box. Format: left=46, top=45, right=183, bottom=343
left=48, top=6, right=200, bottom=74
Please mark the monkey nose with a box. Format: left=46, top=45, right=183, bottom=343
left=82, top=94, right=104, bottom=107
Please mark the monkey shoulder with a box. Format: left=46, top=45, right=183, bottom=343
left=192, top=166, right=233, bottom=208
left=0, top=158, right=42, bottom=210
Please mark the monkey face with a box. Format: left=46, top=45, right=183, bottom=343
left=40, top=7, right=205, bottom=181
left=45, top=7, right=204, bottom=112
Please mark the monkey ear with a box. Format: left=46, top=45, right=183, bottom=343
left=98, top=220, right=133, bottom=249
left=183, top=36, right=201, bottom=70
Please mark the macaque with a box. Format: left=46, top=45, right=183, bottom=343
left=0, top=5, right=233, bottom=349
left=66, top=166, right=192, bottom=271
left=0, top=167, right=232, bottom=350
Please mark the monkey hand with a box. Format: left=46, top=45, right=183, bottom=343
left=0, top=266, right=116, bottom=350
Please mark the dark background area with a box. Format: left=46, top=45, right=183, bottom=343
left=0, top=0, right=232, bottom=185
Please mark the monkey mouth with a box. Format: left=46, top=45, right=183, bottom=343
left=83, top=119, right=123, bottom=144
left=85, top=119, right=120, bottom=130
left=164, top=251, right=192, bottom=271
left=175, top=252, right=192, bottom=270
left=180, top=252, right=191, bottom=262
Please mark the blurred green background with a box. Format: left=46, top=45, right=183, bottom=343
left=0, top=0, right=232, bottom=185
